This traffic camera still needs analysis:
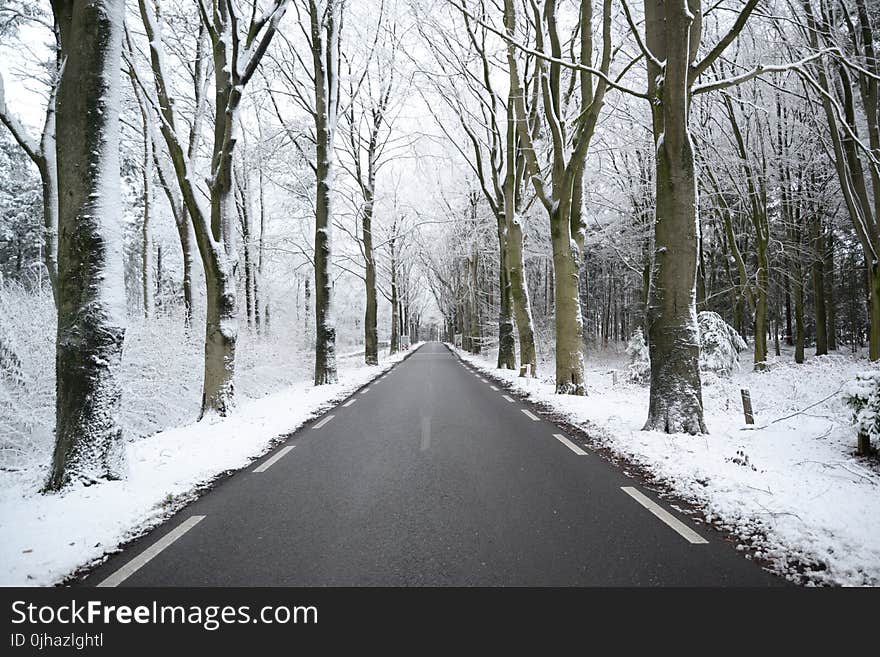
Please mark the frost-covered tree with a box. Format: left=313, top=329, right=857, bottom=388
left=0, top=1, right=59, bottom=304
left=45, top=0, right=128, bottom=490
left=137, top=0, right=290, bottom=415
left=697, top=311, right=747, bottom=376
left=636, top=0, right=764, bottom=433
left=503, top=0, right=613, bottom=394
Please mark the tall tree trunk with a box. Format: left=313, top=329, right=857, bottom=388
left=785, top=280, right=793, bottom=346
left=642, top=0, right=706, bottom=433
left=504, top=44, right=536, bottom=376
left=201, top=256, right=236, bottom=414
left=794, top=264, right=805, bottom=364
left=812, top=214, right=828, bottom=356
left=496, top=217, right=516, bottom=369
left=870, top=263, right=880, bottom=359
left=754, top=240, right=768, bottom=368
left=470, top=251, right=482, bottom=355
left=47, top=0, right=127, bottom=490
left=311, top=0, right=340, bottom=385
left=141, top=122, right=153, bottom=319
left=177, top=207, right=195, bottom=326
left=826, top=229, right=837, bottom=351
left=363, top=193, right=378, bottom=365
left=550, top=203, right=586, bottom=394
left=255, top=166, right=266, bottom=332
left=508, top=214, right=536, bottom=375
left=390, top=239, right=399, bottom=354
left=237, top=178, right=254, bottom=330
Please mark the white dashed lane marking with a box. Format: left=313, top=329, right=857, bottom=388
left=553, top=434, right=588, bottom=456
left=312, top=415, right=335, bottom=429
left=97, top=516, right=206, bottom=587
left=621, top=487, right=708, bottom=544
left=253, top=446, right=296, bottom=472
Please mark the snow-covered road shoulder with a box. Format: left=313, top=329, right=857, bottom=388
left=453, top=345, right=880, bottom=587
left=0, top=346, right=421, bottom=586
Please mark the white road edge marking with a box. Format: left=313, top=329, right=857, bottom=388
left=490, top=386, right=498, bottom=391
left=342, top=399, right=356, bottom=407
left=312, top=414, right=336, bottom=429
left=479, top=378, right=487, bottom=383
left=521, top=409, right=540, bottom=421
left=502, top=395, right=515, bottom=403
left=621, top=487, right=708, bottom=545
left=253, top=446, right=295, bottom=472
left=360, top=388, right=370, bottom=394
left=97, top=515, right=206, bottom=587
left=553, top=433, right=588, bottom=456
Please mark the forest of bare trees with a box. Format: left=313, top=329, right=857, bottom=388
left=0, top=0, right=878, bottom=496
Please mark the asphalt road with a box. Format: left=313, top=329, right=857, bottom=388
left=82, top=342, right=782, bottom=586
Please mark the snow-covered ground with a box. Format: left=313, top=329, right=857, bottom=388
left=0, top=346, right=419, bottom=586
left=455, top=344, right=880, bottom=587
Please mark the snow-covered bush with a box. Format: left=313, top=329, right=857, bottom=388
left=0, top=282, right=318, bottom=489
left=0, top=283, right=55, bottom=475
left=624, top=327, right=650, bottom=384
left=698, top=311, right=747, bottom=376
left=844, top=371, right=880, bottom=454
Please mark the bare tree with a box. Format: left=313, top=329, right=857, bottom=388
left=503, top=0, right=612, bottom=394
left=45, top=0, right=127, bottom=490
left=138, top=0, right=290, bottom=415
left=0, top=8, right=59, bottom=305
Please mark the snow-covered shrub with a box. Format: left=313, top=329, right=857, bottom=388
left=698, top=311, right=747, bottom=376
left=0, top=282, right=321, bottom=489
left=843, top=371, right=880, bottom=454
left=624, top=327, right=650, bottom=384
left=0, top=283, right=55, bottom=475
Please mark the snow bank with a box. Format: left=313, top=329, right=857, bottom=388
left=455, top=345, right=880, bottom=587
left=0, top=346, right=419, bottom=586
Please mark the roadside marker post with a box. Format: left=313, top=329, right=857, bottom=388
left=741, top=389, right=754, bottom=425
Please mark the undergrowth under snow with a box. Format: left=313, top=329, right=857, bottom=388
left=0, top=297, right=419, bottom=584
left=456, top=344, right=880, bottom=587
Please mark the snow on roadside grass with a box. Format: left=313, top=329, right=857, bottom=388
left=0, top=345, right=421, bottom=586
left=455, top=345, right=880, bottom=587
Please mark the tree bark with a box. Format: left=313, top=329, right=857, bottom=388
left=311, top=0, right=340, bottom=385
left=642, top=0, right=707, bottom=434
left=390, top=236, right=399, bottom=354
left=826, top=229, right=837, bottom=351
left=47, top=0, right=127, bottom=490
left=812, top=214, right=828, bottom=356
left=496, top=219, right=516, bottom=369
left=794, top=264, right=805, bottom=364
left=141, top=115, right=153, bottom=319
left=363, top=194, right=379, bottom=365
